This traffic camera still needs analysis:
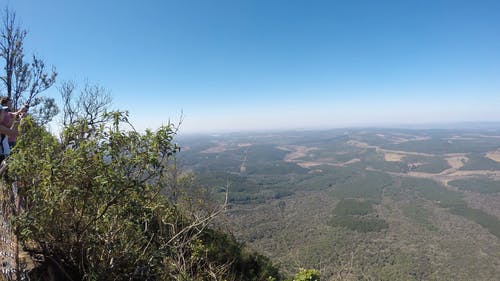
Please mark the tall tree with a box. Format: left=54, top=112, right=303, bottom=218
left=0, top=7, right=58, bottom=124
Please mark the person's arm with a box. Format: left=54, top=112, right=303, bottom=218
left=0, top=111, right=18, bottom=137
left=0, top=126, right=17, bottom=137
left=11, top=103, right=28, bottom=117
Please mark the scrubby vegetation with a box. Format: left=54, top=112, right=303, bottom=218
left=181, top=130, right=500, bottom=280
left=291, top=269, right=320, bottom=281
left=399, top=177, right=465, bottom=208
left=0, top=12, right=296, bottom=276
left=449, top=206, right=500, bottom=238
left=330, top=199, right=388, bottom=233
left=403, top=155, right=450, bottom=173
left=402, top=203, right=438, bottom=231
left=383, top=137, right=500, bottom=154
left=399, top=177, right=500, bottom=238
left=329, top=216, right=389, bottom=233
left=334, top=199, right=374, bottom=216
left=6, top=110, right=284, bottom=280
left=460, top=154, right=500, bottom=170
left=331, top=170, right=392, bottom=202
left=449, top=177, right=500, bottom=193
left=362, top=149, right=406, bottom=172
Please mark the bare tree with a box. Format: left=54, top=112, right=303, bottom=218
left=0, top=7, right=57, bottom=123
left=60, top=80, right=112, bottom=129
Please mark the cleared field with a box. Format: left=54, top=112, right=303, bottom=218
left=445, top=154, right=468, bottom=170
left=237, top=143, right=252, bottom=147
left=486, top=150, right=500, bottom=162
left=296, top=158, right=361, bottom=168
left=384, top=152, right=405, bottom=162
left=277, top=145, right=318, bottom=162
left=201, top=141, right=231, bottom=153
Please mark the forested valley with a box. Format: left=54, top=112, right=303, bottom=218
left=178, top=129, right=500, bottom=280
left=2, top=5, right=500, bottom=281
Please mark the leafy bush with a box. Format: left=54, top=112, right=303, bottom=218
left=292, top=269, right=320, bottom=281
left=7, top=114, right=282, bottom=280
left=449, top=178, right=500, bottom=193
left=329, top=216, right=388, bottom=233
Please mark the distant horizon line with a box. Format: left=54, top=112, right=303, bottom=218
left=178, top=120, right=500, bottom=136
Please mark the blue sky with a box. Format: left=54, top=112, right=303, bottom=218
left=5, top=0, right=500, bottom=133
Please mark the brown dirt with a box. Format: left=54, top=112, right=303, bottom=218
left=486, top=151, right=500, bottom=163
left=277, top=145, right=319, bottom=162
left=386, top=169, right=500, bottom=188
left=296, top=158, right=360, bottom=168
left=384, top=153, right=405, bottom=162
left=237, top=143, right=252, bottom=147
left=279, top=145, right=361, bottom=169
left=445, top=154, right=468, bottom=170
left=201, top=142, right=229, bottom=153
left=347, top=140, right=435, bottom=157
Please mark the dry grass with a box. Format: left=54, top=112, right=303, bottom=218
left=296, top=158, right=360, bottom=169
left=388, top=135, right=431, bottom=144
left=384, top=153, right=405, bottom=162
left=445, top=154, right=468, bottom=169
left=486, top=151, right=500, bottom=163
left=339, top=158, right=361, bottom=166
left=449, top=170, right=500, bottom=177
left=297, top=161, right=322, bottom=168
left=278, top=145, right=319, bottom=162
left=201, top=142, right=230, bottom=153
left=201, top=147, right=227, bottom=153
left=237, top=143, right=252, bottom=147
left=346, top=140, right=370, bottom=148
left=201, top=142, right=251, bottom=154
left=308, top=169, right=323, bottom=174
left=385, top=169, right=500, bottom=188
left=347, top=140, right=434, bottom=157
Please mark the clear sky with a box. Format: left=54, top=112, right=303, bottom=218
left=4, top=0, right=500, bottom=133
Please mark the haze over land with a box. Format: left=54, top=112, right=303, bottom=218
left=7, top=0, right=500, bottom=133
left=179, top=128, right=500, bottom=279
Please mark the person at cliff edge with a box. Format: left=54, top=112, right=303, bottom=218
left=0, top=97, right=28, bottom=150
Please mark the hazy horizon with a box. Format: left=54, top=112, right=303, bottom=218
left=176, top=121, right=500, bottom=137
left=7, top=0, right=500, bottom=134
